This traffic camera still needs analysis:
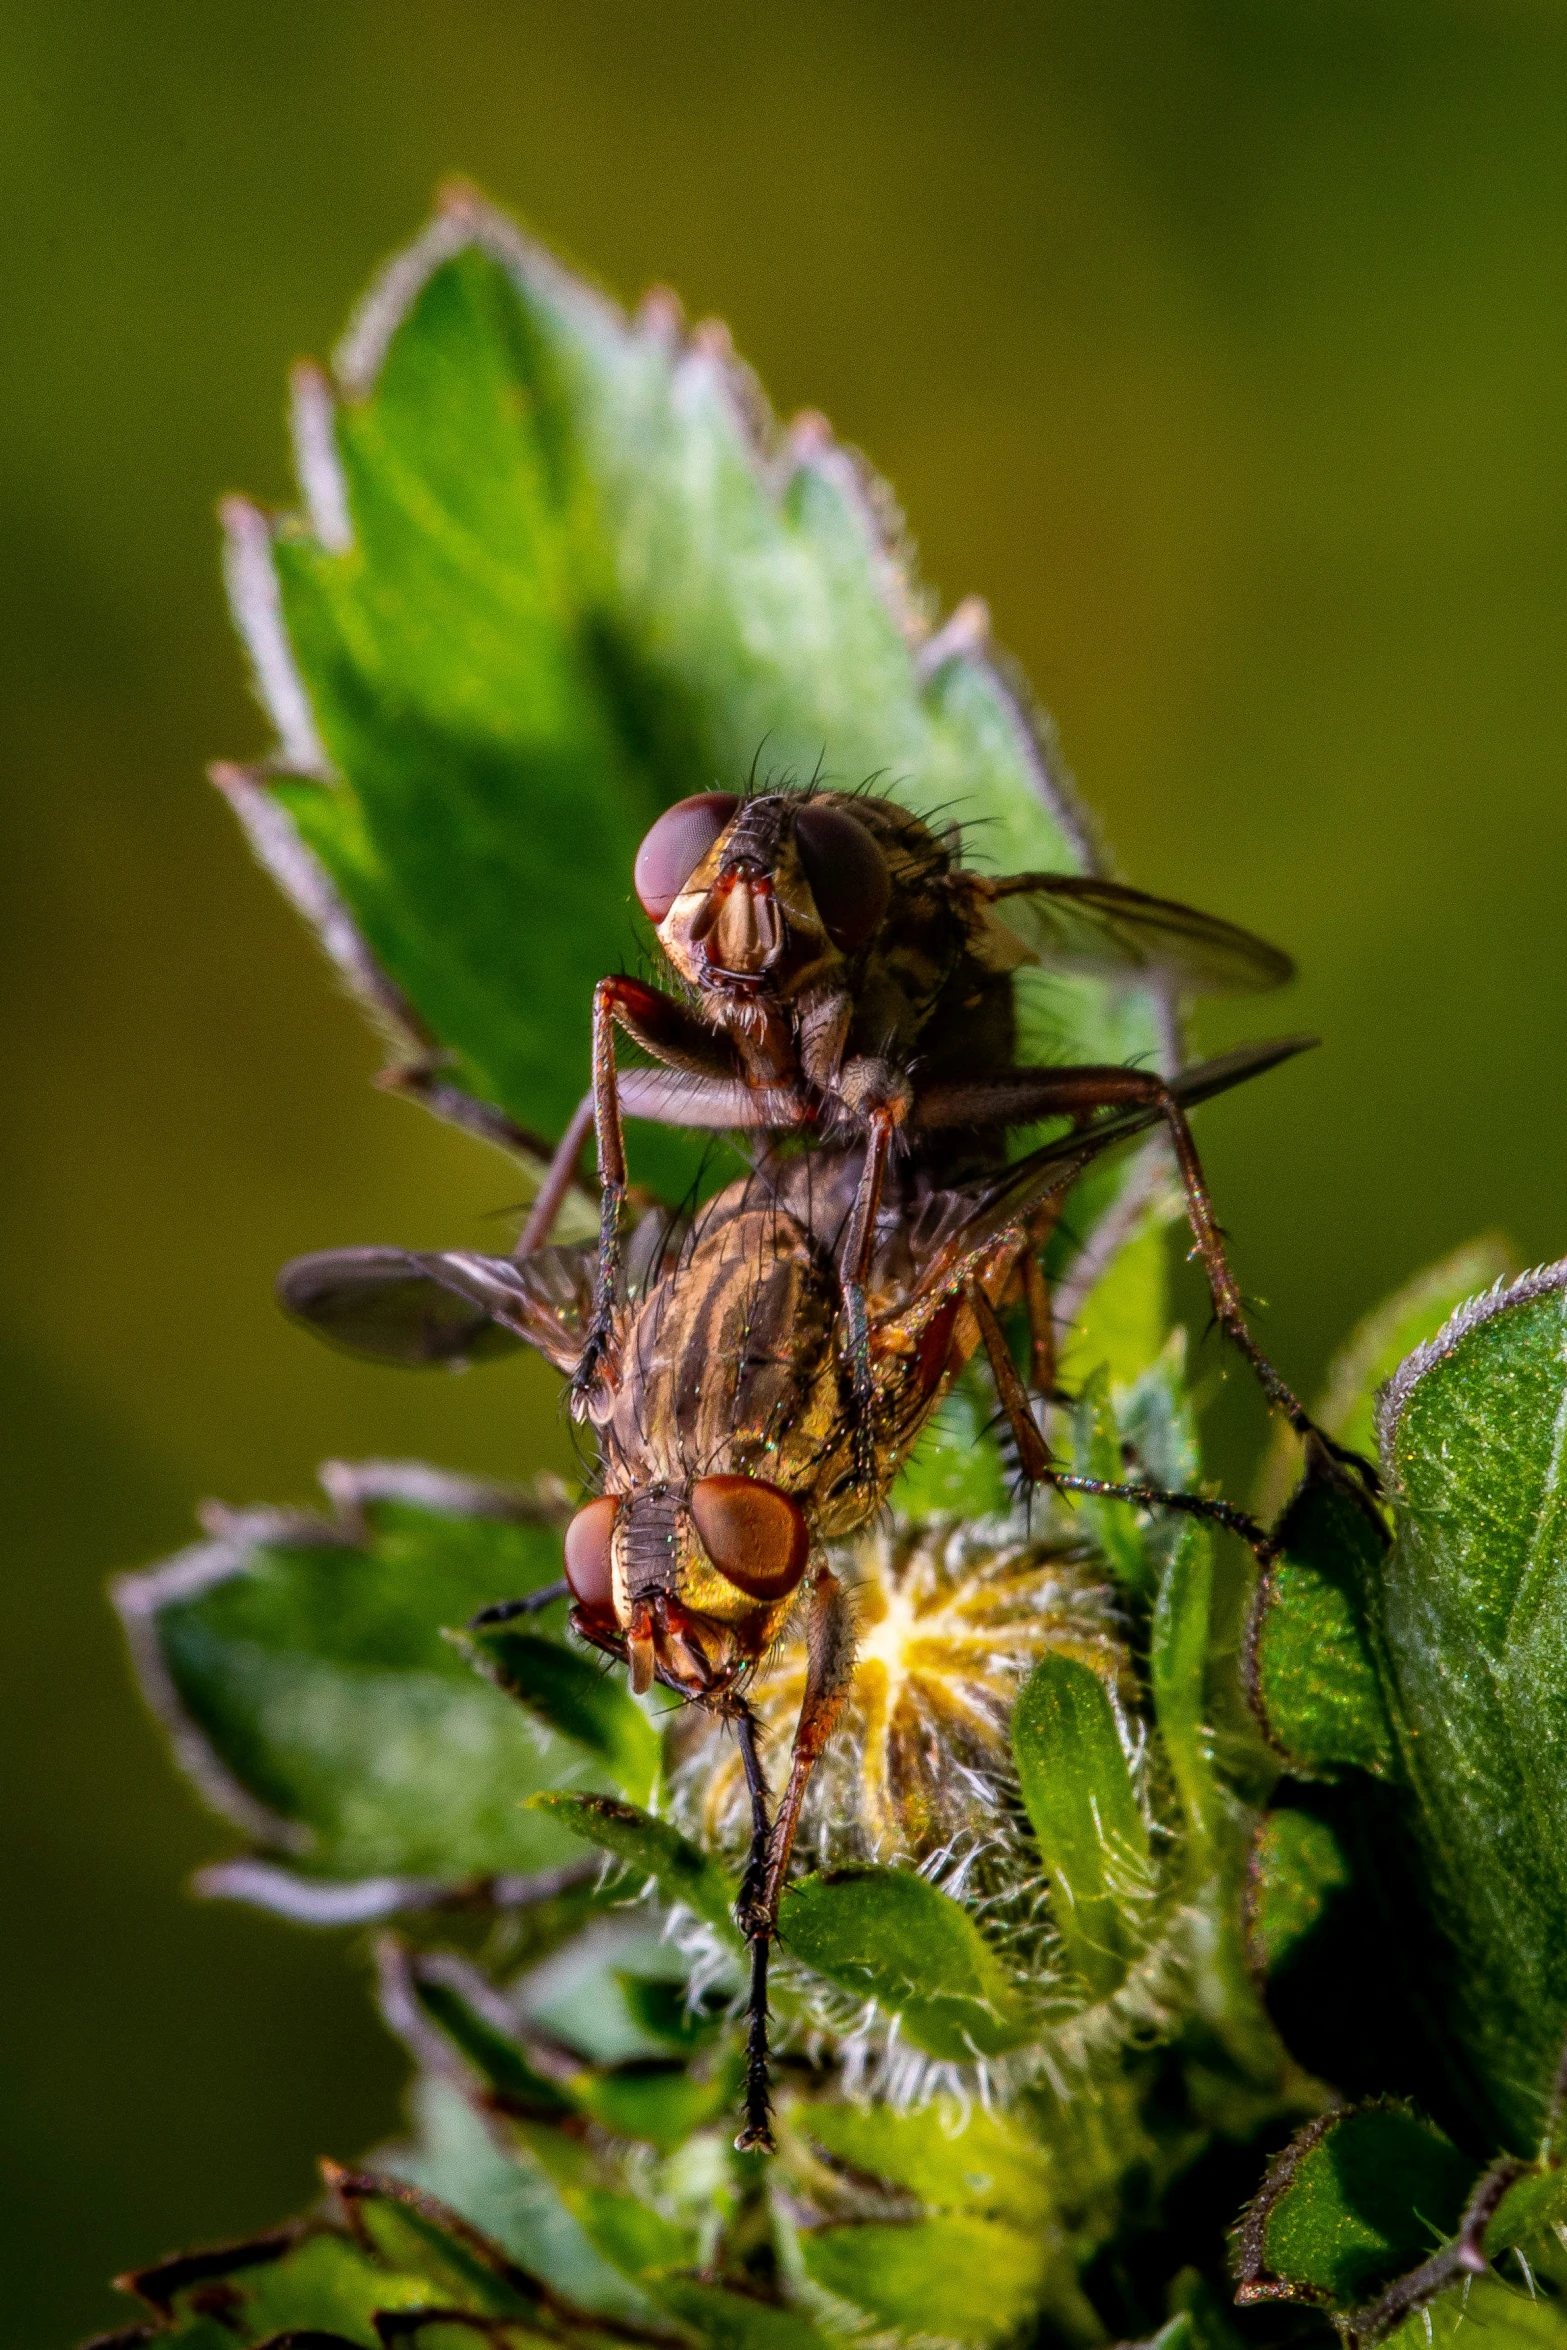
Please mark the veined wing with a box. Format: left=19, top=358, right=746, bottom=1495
left=890, top=1035, right=1318, bottom=1331
left=966, top=1034, right=1319, bottom=1242
left=276, top=1243, right=593, bottom=1375
left=974, top=872, right=1293, bottom=995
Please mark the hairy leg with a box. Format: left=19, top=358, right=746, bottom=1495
left=835, top=1104, right=901, bottom=1428
left=515, top=1090, right=596, bottom=1257
left=573, top=976, right=741, bottom=1399
left=964, top=1276, right=1276, bottom=1564
left=761, top=1570, right=857, bottom=1924
left=830, top=1058, right=919, bottom=1447
left=921, top=1060, right=1372, bottom=1490
left=726, top=1578, right=857, bottom=2152
left=466, top=1580, right=570, bottom=1628
left=730, top=1703, right=776, bottom=2154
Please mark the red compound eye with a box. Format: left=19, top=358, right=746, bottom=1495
left=563, top=1496, right=619, bottom=1610
left=689, top=1475, right=809, bottom=1601
left=794, top=803, right=891, bottom=951
left=634, top=793, right=741, bottom=921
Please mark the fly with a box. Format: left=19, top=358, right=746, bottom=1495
left=541, top=785, right=1362, bottom=1487
left=277, top=1042, right=1289, bottom=2152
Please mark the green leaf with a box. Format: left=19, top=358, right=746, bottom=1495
left=225, top=194, right=1162, bottom=1200
left=1256, top=1233, right=1518, bottom=1518
left=614, top=1972, right=724, bottom=2051
left=1012, top=1654, right=1154, bottom=1999
left=1243, top=1808, right=1352, bottom=1978
left=785, top=2082, right=1145, bottom=2350
left=1235, top=2106, right=1475, bottom=2313
left=1377, top=1260, right=1567, bottom=2149
left=530, top=1792, right=741, bottom=1945
left=776, top=1865, right=1032, bottom=2060
left=889, top=1368, right=1009, bottom=1522
left=1120, top=1331, right=1201, bottom=1499
left=1057, top=1184, right=1178, bottom=1394
left=108, top=2167, right=627, bottom=2350
left=113, top=1465, right=610, bottom=1889
left=561, top=2184, right=695, bottom=2282
left=379, top=2075, right=661, bottom=2325
left=1150, top=1521, right=1217, bottom=1849
left=403, top=1969, right=574, bottom=2117
left=648, top=2277, right=829, bottom=2350
left=793, top=2098, right=1051, bottom=2225
left=567, top=2055, right=741, bottom=2152
left=489, top=2105, right=701, bottom=2296
left=458, top=1623, right=660, bottom=1805
left=509, top=1918, right=710, bottom=2066
left=1136, top=2318, right=1196, bottom=2350
left=223, top=2239, right=415, bottom=2345
left=1384, top=2271, right=1567, bottom=2350
left=113, top=2227, right=385, bottom=2349
left=326, top=2166, right=537, bottom=2318
left=1484, top=2162, right=1567, bottom=2260
left=1115, top=1330, right=1204, bottom=1588
left=1244, top=1455, right=1396, bottom=1779
left=797, top=2214, right=1054, bottom=2345
left=373, top=2323, right=541, bottom=2349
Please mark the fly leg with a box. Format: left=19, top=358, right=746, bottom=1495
left=761, top=1569, right=856, bottom=1924
left=835, top=1109, right=903, bottom=1471
left=378, top=1056, right=578, bottom=1173
left=834, top=1061, right=914, bottom=1432
left=729, top=1702, right=777, bottom=2155
left=728, top=1571, right=856, bottom=2154
left=515, top=1090, right=597, bottom=1258
left=467, top=1581, right=570, bottom=1628
left=964, top=1277, right=1276, bottom=1565
left=573, top=977, right=744, bottom=1404
left=922, top=1061, right=1374, bottom=1493
left=1019, top=1197, right=1073, bottom=1403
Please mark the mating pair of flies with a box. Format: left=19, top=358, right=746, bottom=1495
left=283, top=783, right=1351, bottom=2151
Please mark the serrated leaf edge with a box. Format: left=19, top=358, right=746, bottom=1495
left=211, top=757, right=574, bottom=1178
left=114, top=2221, right=313, bottom=2314
left=191, top=1852, right=595, bottom=1926
left=1233, top=2103, right=1528, bottom=2347
left=373, top=1933, right=580, bottom=2112
left=210, top=756, right=427, bottom=1053
left=220, top=183, right=1136, bottom=1173
left=114, top=1525, right=313, bottom=1850
left=113, top=1458, right=572, bottom=1856
left=1375, top=1256, right=1567, bottom=1475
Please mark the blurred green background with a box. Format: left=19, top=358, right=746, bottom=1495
left=2, top=2, right=1563, bottom=2339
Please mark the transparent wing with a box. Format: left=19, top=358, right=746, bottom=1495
left=894, top=1035, right=1318, bottom=1314
left=977, top=873, right=1293, bottom=995
left=275, top=1244, right=593, bottom=1375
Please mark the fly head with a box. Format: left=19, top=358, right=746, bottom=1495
left=561, top=1474, right=812, bottom=1700
left=636, top=790, right=892, bottom=1007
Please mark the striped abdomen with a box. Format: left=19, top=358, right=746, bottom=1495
left=605, top=1208, right=842, bottom=1498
